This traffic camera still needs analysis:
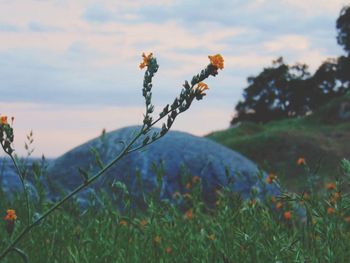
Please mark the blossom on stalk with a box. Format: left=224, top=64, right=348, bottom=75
left=1, top=116, right=8, bottom=125
left=208, top=54, right=224, bottom=70
left=4, top=209, right=17, bottom=236
left=139, top=52, right=153, bottom=69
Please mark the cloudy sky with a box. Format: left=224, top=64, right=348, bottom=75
left=0, top=0, right=348, bottom=157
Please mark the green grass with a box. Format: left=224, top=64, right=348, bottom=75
left=1, top=160, right=350, bottom=262
left=207, top=94, right=350, bottom=192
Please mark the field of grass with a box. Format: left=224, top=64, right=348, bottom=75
left=207, top=94, right=350, bottom=192
left=1, top=159, right=350, bottom=262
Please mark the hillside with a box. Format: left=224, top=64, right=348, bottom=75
left=207, top=94, right=350, bottom=192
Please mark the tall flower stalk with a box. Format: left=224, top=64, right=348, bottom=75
left=0, top=53, right=224, bottom=261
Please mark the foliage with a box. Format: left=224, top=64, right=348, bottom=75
left=0, top=53, right=224, bottom=262
left=1, top=159, right=350, bottom=262
left=231, top=6, right=350, bottom=125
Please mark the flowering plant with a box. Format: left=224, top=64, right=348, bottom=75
left=0, top=53, right=224, bottom=261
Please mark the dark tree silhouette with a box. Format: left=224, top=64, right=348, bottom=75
left=231, top=5, right=350, bottom=125
left=336, top=5, right=350, bottom=54
left=231, top=57, right=312, bottom=124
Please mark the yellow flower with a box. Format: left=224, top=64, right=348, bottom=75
left=195, top=82, right=209, bottom=95
left=208, top=54, right=224, bottom=70
left=154, top=235, right=161, bottom=244
left=139, top=52, right=153, bottom=69
left=208, top=234, right=216, bottom=241
left=4, top=209, right=17, bottom=221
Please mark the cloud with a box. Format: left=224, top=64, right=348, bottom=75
left=264, top=35, right=310, bottom=52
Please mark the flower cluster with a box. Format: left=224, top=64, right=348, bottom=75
left=137, top=52, right=224, bottom=145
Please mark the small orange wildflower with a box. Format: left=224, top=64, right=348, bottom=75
left=184, top=209, right=193, bottom=220
left=275, top=201, right=283, bottom=210
left=165, top=247, right=172, bottom=254
left=325, top=182, right=337, bottom=191
left=4, top=209, right=17, bottom=221
left=208, top=54, right=224, bottom=70
left=208, top=234, right=216, bottom=241
left=139, top=52, right=153, bottom=69
left=119, top=220, right=128, bottom=226
left=283, top=211, right=292, bottom=220
left=195, top=82, right=209, bottom=95
left=185, top=182, right=191, bottom=190
left=265, top=173, right=277, bottom=184
left=192, top=176, right=201, bottom=184
left=327, top=207, right=335, bottom=215
left=297, top=157, right=306, bottom=166
left=154, top=235, right=161, bottom=244
left=0, top=116, right=8, bottom=125
left=4, top=209, right=17, bottom=236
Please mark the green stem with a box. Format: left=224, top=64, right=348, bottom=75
left=0, top=125, right=146, bottom=261
left=9, top=155, right=31, bottom=226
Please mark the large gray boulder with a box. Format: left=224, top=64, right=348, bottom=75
left=45, top=126, right=279, bottom=207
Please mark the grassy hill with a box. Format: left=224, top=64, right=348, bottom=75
left=207, top=94, right=350, bottom=192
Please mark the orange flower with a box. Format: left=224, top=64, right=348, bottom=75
left=192, top=176, right=201, bottom=184
left=139, top=52, right=153, bottom=69
left=184, top=209, right=193, bottom=220
left=185, top=182, right=191, bottom=190
left=265, top=173, right=277, bottom=184
left=275, top=201, right=283, bottom=210
left=4, top=209, right=17, bottom=221
left=297, top=157, right=306, bottom=166
left=119, top=220, right=128, bottom=226
left=208, top=234, right=216, bottom=241
left=195, top=82, right=209, bottom=95
left=327, top=207, right=335, bottom=215
left=208, top=54, right=224, bottom=70
left=0, top=116, right=8, bottom=125
left=154, top=235, right=161, bottom=244
left=4, top=209, right=17, bottom=236
left=325, top=182, right=336, bottom=191
left=165, top=247, right=172, bottom=254
left=283, top=211, right=292, bottom=220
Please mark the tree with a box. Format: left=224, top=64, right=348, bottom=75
left=336, top=5, right=350, bottom=55
left=231, top=57, right=312, bottom=124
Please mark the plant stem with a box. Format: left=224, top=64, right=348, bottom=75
left=9, top=155, right=31, bottom=226
left=0, top=125, right=146, bottom=261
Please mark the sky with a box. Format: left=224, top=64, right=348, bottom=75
left=0, top=0, right=348, bottom=158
